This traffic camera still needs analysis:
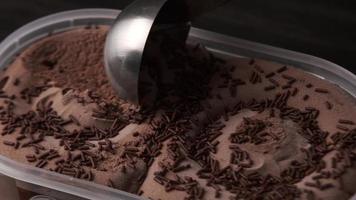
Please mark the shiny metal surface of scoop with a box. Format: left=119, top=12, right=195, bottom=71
left=104, top=0, right=190, bottom=105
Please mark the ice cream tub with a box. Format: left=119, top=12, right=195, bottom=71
left=0, top=8, right=355, bottom=200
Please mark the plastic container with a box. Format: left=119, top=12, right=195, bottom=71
left=30, top=195, right=57, bottom=200
left=0, top=8, right=355, bottom=200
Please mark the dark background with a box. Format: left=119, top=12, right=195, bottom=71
left=0, top=0, right=355, bottom=73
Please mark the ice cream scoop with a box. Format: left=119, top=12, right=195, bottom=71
left=104, top=0, right=190, bottom=105
left=104, top=0, right=229, bottom=105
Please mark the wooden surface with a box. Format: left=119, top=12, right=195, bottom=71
left=0, top=0, right=355, bottom=73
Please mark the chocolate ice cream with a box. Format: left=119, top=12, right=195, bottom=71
left=0, top=26, right=355, bottom=200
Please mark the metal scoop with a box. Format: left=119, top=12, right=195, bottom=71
left=104, top=0, right=228, bottom=105
left=104, top=0, right=190, bottom=105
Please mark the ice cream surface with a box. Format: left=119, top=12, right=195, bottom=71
left=0, top=26, right=355, bottom=200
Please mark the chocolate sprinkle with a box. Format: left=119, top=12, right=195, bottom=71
left=325, top=101, right=333, bottom=110
left=306, top=83, right=313, bottom=88
left=338, top=119, right=354, bottom=125
left=315, top=88, right=329, bottom=94
left=0, top=76, right=9, bottom=90
left=265, top=72, right=275, bottom=78
left=336, top=125, right=349, bottom=132
left=277, top=66, right=288, bottom=73
left=264, top=85, right=276, bottom=91
left=281, top=74, right=295, bottom=81
left=3, top=140, right=15, bottom=146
